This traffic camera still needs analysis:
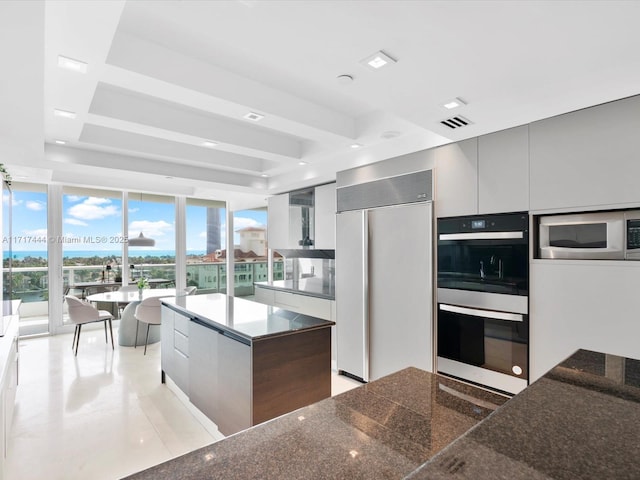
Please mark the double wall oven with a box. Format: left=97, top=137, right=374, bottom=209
left=437, top=212, right=529, bottom=395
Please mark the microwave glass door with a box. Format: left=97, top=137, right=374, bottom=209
left=548, top=223, right=607, bottom=249
left=437, top=238, right=528, bottom=295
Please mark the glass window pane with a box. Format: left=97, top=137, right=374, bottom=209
left=233, top=207, right=267, bottom=298
left=62, top=187, right=123, bottom=322
left=128, top=193, right=176, bottom=288
left=186, top=199, right=225, bottom=294
left=6, top=182, right=49, bottom=335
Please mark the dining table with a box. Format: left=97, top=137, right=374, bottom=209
left=86, top=288, right=177, bottom=347
left=65, top=278, right=173, bottom=299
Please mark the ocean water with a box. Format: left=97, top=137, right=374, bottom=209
left=6, top=250, right=205, bottom=260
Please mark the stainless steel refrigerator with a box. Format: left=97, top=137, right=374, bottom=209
left=336, top=172, right=433, bottom=382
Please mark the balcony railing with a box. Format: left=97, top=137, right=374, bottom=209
left=4, top=260, right=285, bottom=303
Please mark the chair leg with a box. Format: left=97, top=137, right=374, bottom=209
left=104, top=320, right=108, bottom=343
left=134, top=320, right=139, bottom=349
left=72, top=325, right=78, bottom=351
left=144, top=324, right=150, bottom=355
left=75, top=324, right=82, bottom=356
left=108, top=318, right=114, bottom=350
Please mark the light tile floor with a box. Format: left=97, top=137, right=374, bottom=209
left=6, top=329, right=361, bottom=480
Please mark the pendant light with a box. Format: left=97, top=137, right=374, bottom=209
left=128, top=192, right=156, bottom=247
left=128, top=232, right=155, bottom=247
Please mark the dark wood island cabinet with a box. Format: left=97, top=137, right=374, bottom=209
left=160, top=293, right=334, bottom=436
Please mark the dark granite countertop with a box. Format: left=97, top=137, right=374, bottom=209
left=407, top=349, right=640, bottom=479
left=126, top=349, right=640, bottom=479
left=254, top=278, right=335, bottom=300
left=161, top=293, right=334, bottom=343
left=124, top=368, right=508, bottom=480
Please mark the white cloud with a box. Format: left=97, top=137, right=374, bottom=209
left=67, top=197, right=119, bottom=221
left=3, top=193, right=22, bottom=207
left=198, top=231, right=207, bottom=238
left=26, top=201, right=45, bottom=211
left=24, top=228, right=48, bottom=236
left=64, top=218, right=89, bottom=227
left=84, top=197, right=111, bottom=206
left=66, top=195, right=83, bottom=203
left=129, top=220, right=173, bottom=238
left=233, top=217, right=261, bottom=231
left=128, top=207, right=139, bottom=214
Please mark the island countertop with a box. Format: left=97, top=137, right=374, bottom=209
left=161, top=293, right=334, bottom=343
left=254, top=278, right=335, bottom=300
left=124, top=368, right=508, bottom=479
left=407, top=349, right=640, bottom=479
left=126, top=349, right=640, bottom=479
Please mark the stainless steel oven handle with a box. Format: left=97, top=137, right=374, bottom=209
left=439, top=231, right=523, bottom=241
left=439, top=303, right=524, bottom=322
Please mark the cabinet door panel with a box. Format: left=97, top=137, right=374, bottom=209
left=435, top=138, right=478, bottom=218
left=314, top=183, right=336, bottom=249
left=216, top=335, right=251, bottom=435
left=267, top=194, right=289, bottom=249
left=188, top=321, right=218, bottom=421
left=160, top=307, right=175, bottom=380
left=530, top=96, right=640, bottom=211
left=478, top=125, right=529, bottom=214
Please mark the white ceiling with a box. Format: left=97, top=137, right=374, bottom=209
left=7, top=0, right=640, bottom=207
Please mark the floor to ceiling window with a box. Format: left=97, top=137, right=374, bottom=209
left=62, top=187, right=123, bottom=323
left=127, top=193, right=176, bottom=287
left=185, top=198, right=226, bottom=294
left=4, top=182, right=49, bottom=336
left=232, top=207, right=268, bottom=298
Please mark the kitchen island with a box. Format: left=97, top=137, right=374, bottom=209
left=127, top=348, right=640, bottom=479
left=160, top=293, right=334, bottom=436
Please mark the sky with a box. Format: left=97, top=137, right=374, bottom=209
left=3, top=189, right=267, bottom=254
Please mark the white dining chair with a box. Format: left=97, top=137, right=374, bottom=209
left=183, top=286, right=197, bottom=295
left=134, top=296, right=162, bottom=355
left=65, top=295, right=114, bottom=356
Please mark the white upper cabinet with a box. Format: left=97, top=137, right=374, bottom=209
left=530, top=95, right=640, bottom=212
left=313, top=183, right=336, bottom=249
left=478, top=125, right=529, bottom=214
left=267, top=183, right=337, bottom=250
left=435, top=138, right=478, bottom=218
left=267, top=193, right=289, bottom=250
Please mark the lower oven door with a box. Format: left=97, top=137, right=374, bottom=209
left=437, top=303, right=528, bottom=395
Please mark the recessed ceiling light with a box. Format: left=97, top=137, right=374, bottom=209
left=443, top=97, right=467, bottom=109
left=337, top=74, right=354, bottom=85
left=54, top=140, right=66, bottom=145
left=53, top=109, right=76, bottom=119
left=244, top=112, right=264, bottom=121
left=298, top=161, right=307, bottom=166
left=57, top=55, right=88, bottom=74
left=350, top=143, right=362, bottom=149
left=261, top=174, right=269, bottom=178
left=202, top=141, right=219, bottom=147
left=360, top=50, right=397, bottom=70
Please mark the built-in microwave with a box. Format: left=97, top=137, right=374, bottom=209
left=538, top=210, right=640, bottom=260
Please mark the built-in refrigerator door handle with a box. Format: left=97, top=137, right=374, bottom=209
left=362, top=209, right=370, bottom=382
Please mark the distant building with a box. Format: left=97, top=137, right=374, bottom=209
left=236, top=226, right=266, bottom=256
left=206, top=207, right=221, bottom=254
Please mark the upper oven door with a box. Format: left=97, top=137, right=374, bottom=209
left=437, top=214, right=529, bottom=296
left=539, top=211, right=624, bottom=260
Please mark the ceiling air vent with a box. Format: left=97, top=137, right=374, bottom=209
left=440, top=115, right=472, bottom=129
